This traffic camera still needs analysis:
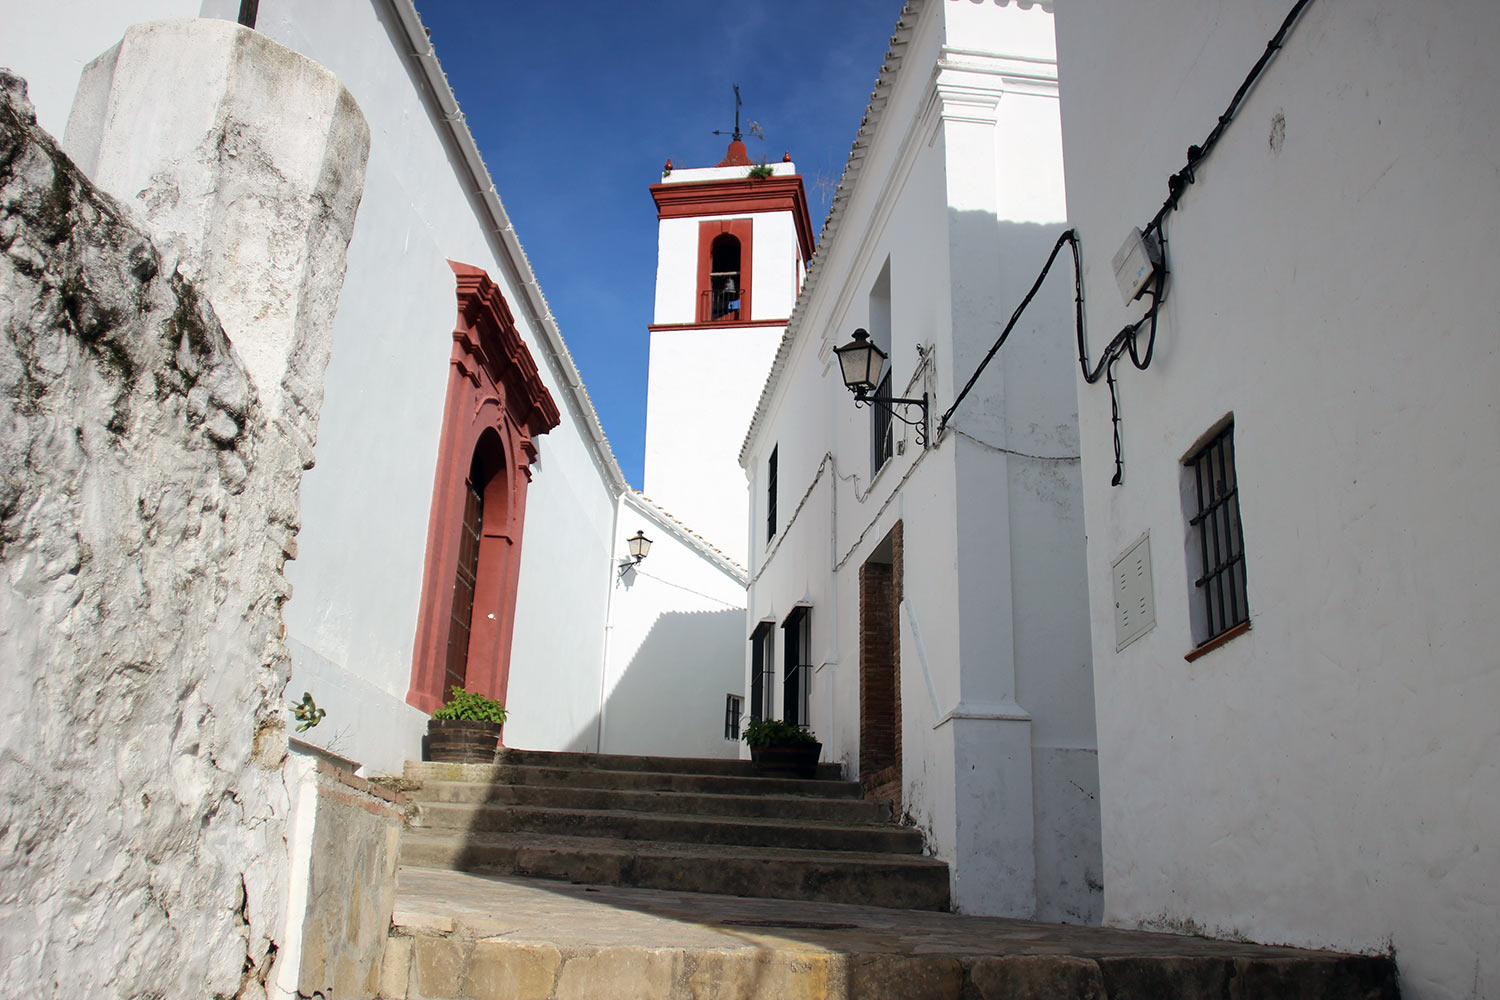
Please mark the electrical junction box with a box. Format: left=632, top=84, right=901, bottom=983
left=1112, top=532, right=1156, bottom=651
left=1112, top=227, right=1161, bottom=304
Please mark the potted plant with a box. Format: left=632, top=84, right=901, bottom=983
left=427, top=686, right=508, bottom=763
left=743, top=718, right=821, bottom=778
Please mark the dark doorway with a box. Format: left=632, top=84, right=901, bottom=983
left=443, top=466, right=484, bottom=695
left=782, top=606, right=811, bottom=728
left=859, top=523, right=902, bottom=811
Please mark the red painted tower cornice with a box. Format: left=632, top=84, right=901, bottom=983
left=650, top=175, right=815, bottom=263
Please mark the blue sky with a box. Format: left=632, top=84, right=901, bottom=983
left=418, top=2, right=906, bottom=486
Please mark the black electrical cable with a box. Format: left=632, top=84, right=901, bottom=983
left=938, top=229, right=1078, bottom=435
left=1145, top=0, right=1316, bottom=238
left=938, top=0, right=1315, bottom=485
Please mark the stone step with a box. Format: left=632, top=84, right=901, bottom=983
left=405, top=761, right=870, bottom=803
left=380, top=868, right=1402, bottom=1000
left=410, top=800, right=923, bottom=854
left=398, top=830, right=952, bottom=910
left=404, top=760, right=863, bottom=799
left=410, top=778, right=886, bottom=823
left=483, top=748, right=843, bottom=780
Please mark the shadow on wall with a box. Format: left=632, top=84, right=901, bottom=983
left=596, top=607, right=745, bottom=758
left=944, top=211, right=1080, bottom=413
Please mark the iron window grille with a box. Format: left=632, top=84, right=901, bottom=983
left=781, top=606, right=811, bottom=729
left=871, top=371, right=894, bottom=475
left=724, top=694, right=742, bottom=740
left=1187, top=422, right=1249, bottom=642
left=749, top=622, right=775, bottom=722
left=766, top=446, right=778, bottom=542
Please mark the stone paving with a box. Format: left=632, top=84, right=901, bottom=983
left=378, top=866, right=1399, bottom=999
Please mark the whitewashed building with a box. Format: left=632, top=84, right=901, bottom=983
left=4, top=0, right=750, bottom=774
left=1054, top=0, right=1500, bottom=996
left=739, top=0, right=1101, bottom=921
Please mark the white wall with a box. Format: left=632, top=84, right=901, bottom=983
left=198, top=0, right=621, bottom=769
left=598, top=493, right=748, bottom=758
left=0, top=0, right=206, bottom=136
left=743, top=0, right=1100, bottom=922
left=1055, top=1, right=1500, bottom=996
left=643, top=324, right=781, bottom=563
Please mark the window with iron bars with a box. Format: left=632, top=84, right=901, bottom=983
left=749, top=622, right=775, bottom=722
left=1186, top=421, right=1249, bottom=643
left=723, top=694, right=742, bottom=740
left=766, top=446, right=778, bottom=543
left=871, top=371, right=894, bottom=475
left=781, top=606, right=811, bottom=729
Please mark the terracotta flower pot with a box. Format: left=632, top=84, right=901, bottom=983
left=750, top=741, right=822, bottom=779
left=427, top=718, right=502, bottom=763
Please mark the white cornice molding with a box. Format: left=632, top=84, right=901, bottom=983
left=622, top=490, right=748, bottom=583
left=936, top=45, right=1059, bottom=98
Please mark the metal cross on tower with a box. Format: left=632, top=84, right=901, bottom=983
left=711, top=84, right=746, bottom=143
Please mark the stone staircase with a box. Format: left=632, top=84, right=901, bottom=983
left=394, top=749, right=951, bottom=910
left=378, top=750, right=1402, bottom=999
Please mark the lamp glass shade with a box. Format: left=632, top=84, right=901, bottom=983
left=834, top=329, right=887, bottom=394
left=627, top=530, right=652, bottom=560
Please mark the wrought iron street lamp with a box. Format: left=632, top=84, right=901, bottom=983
left=619, top=529, right=653, bottom=576
left=833, top=329, right=929, bottom=446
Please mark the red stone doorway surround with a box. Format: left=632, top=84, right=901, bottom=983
left=406, top=262, right=560, bottom=716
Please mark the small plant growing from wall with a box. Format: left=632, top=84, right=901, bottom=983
left=747, top=163, right=775, bottom=180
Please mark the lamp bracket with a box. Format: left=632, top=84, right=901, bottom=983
left=853, top=390, right=929, bottom=447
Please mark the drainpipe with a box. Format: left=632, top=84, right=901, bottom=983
left=824, top=452, right=840, bottom=748
left=595, top=490, right=624, bottom=753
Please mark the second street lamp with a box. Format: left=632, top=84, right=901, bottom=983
left=833, top=329, right=929, bottom=447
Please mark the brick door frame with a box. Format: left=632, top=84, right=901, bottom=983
left=859, top=521, right=903, bottom=811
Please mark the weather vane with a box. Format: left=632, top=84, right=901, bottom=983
left=712, top=84, right=764, bottom=144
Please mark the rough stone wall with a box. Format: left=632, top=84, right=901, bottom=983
left=0, top=69, right=326, bottom=998
left=296, top=761, right=404, bottom=999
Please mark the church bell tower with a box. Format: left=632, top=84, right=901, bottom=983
left=642, top=135, right=814, bottom=564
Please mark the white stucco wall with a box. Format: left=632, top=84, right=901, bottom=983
left=598, top=494, right=748, bottom=758
left=0, top=0, right=207, bottom=137
left=182, top=0, right=620, bottom=770
left=1055, top=1, right=1500, bottom=996
left=743, top=0, right=1100, bottom=922
left=643, top=324, right=781, bottom=564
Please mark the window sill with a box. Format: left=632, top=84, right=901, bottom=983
left=1184, top=619, right=1251, bottom=662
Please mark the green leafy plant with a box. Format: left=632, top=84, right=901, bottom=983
left=432, top=686, right=508, bottom=724
left=290, top=691, right=325, bottom=732
left=742, top=718, right=817, bottom=748
left=746, top=163, right=775, bottom=180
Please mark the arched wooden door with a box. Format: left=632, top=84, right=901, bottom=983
left=407, top=263, right=560, bottom=715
